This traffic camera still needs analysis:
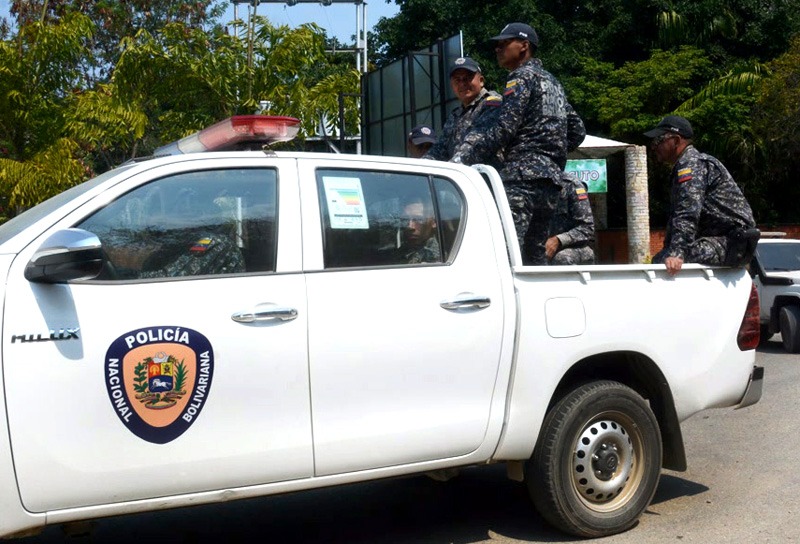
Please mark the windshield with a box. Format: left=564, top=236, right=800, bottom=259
left=756, top=242, right=800, bottom=272
left=0, top=167, right=132, bottom=247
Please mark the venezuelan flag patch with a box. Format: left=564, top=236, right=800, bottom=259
left=677, top=168, right=693, bottom=183
left=504, top=79, right=518, bottom=96
left=485, top=95, right=502, bottom=107
left=576, top=187, right=588, bottom=200
left=190, top=238, right=214, bottom=253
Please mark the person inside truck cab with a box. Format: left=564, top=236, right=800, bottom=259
left=397, top=196, right=441, bottom=264
left=645, top=115, right=758, bottom=276
left=139, top=186, right=246, bottom=278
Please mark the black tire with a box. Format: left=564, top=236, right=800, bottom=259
left=527, top=381, right=662, bottom=538
left=780, top=305, right=800, bottom=353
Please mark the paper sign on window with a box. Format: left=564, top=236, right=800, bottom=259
left=322, top=177, right=369, bottom=229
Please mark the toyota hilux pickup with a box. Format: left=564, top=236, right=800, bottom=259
left=0, top=115, right=763, bottom=539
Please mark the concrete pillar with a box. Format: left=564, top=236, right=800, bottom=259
left=625, top=145, right=650, bottom=263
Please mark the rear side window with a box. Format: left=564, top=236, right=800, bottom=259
left=316, top=169, right=465, bottom=269
left=78, top=168, right=278, bottom=279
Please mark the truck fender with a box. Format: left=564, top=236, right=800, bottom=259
left=547, top=351, right=686, bottom=471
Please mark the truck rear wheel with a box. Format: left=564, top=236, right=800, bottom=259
left=780, top=305, right=800, bottom=353
left=527, top=381, right=662, bottom=537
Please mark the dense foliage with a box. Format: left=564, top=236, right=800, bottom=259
left=0, top=1, right=360, bottom=213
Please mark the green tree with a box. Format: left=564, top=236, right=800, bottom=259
left=0, top=139, right=88, bottom=213
left=567, top=47, right=714, bottom=140
left=113, top=17, right=361, bottom=150
left=1, top=10, right=361, bottom=213
left=7, top=0, right=227, bottom=82
left=749, top=34, right=800, bottom=222
left=0, top=11, right=94, bottom=212
left=63, top=83, right=148, bottom=169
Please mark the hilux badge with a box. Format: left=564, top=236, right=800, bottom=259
left=104, top=326, right=214, bottom=444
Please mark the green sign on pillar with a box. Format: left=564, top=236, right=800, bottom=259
left=565, top=159, right=607, bottom=193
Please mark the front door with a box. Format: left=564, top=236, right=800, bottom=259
left=3, top=161, right=313, bottom=511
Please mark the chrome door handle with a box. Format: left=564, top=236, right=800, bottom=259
left=232, top=303, right=298, bottom=323
left=440, top=293, right=491, bottom=310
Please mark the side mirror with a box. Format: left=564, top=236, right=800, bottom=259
left=25, top=228, right=104, bottom=283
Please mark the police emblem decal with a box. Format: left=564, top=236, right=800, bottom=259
left=105, top=326, right=214, bottom=444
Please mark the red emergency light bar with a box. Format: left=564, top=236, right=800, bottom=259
left=155, top=115, right=301, bottom=156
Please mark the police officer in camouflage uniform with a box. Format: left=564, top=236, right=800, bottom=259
left=424, top=57, right=502, bottom=167
left=451, top=22, right=586, bottom=265
left=398, top=197, right=441, bottom=264
left=138, top=186, right=246, bottom=279
left=140, top=232, right=245, bottom=278
left=645, top=115, right=758, bottom=276
left=546, top=175, right=596, bottom=265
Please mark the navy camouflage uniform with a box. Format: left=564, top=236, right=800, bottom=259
left=549, top=177, right=595, bottom=265
left=425, top=88, right=503, bottom=167
left=652, top=145, right=756, bottom=266
left=140, top=232, right=245, bottom=278
left=453, top=58, right=586, bottom=265
left=402, top=236, right=441, bottom=264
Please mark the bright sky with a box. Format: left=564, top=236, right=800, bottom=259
left=0, top=0, right=400, bottom=43
left=228, top=1, right=399, bottom=43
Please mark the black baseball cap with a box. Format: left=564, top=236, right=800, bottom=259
left=643, top=115, right=694, bottom=139
left=408, top=125, right=436, bottom=145
left=449, top=57, right=482, bottom=77
left=490, top=22, right=539, bottom=47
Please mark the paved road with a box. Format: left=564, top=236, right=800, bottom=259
left=27, top=340, right=797, bottom=543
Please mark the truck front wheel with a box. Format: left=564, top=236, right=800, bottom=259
left=527, top=380, right=662, bottom=537
left=780, top=305, right=800, bottom=353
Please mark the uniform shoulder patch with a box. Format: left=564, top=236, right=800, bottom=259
left=575, top=187, right=588, bottom=200
left=485, top=95, right=502, bottom=106
left=677, top=167, right=693, bottom=183
left=504, top=79, right=518, bottom=96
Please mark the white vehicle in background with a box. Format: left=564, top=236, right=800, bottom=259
left=0, top=116, right=762, bottom=539
left=750, top=233, right=800, bottom=352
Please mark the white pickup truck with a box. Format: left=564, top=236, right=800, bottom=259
left=0, top=116, right=763, bottom=539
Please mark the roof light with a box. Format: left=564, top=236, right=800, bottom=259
left=155, top=115, right=301, bottom=156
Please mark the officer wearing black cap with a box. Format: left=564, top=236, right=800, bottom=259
left=451, top=22, right=586, bottom=265
left=424, top=57, right=502, bottom=165
left=407, top=125, right=436, bottom=158
left=645, top=115, right=758, bottom=275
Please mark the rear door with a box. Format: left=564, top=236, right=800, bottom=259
left=3, top=157, right=313, bottom=511
left=300, top=161, right=508, bottom=475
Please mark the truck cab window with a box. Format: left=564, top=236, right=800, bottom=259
left=316, top=169, right=465, bottom=269
left=77, top=168, right=278, bottom=279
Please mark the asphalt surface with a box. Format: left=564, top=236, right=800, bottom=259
left=20, top=338, right=798, bottom=544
